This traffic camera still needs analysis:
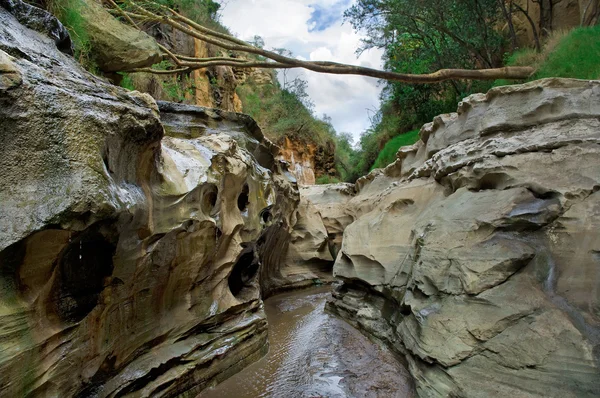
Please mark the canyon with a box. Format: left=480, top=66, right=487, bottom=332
left=0, top=1, right=599, bottom=397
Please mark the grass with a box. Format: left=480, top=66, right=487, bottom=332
left=236, top=78, right=335, bottom=148
left=371, top=129, right=420, bottom=170
left=48, top=0, right=99, bottom=73
left=315, top=175, right=341, bottom=185
left=118, top=72, right=135, bottom=90
left=535, top=25, right=600, bottom=79
left=495, top=25, right=600, bottom=86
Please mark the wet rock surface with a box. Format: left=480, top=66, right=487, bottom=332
left=199, top=287, right=415, bottom=398
left=328, top=78, right=600, bottom=397
left=0, top=4, right=296, bottom=397
left=2, top=2, right=600, bottom=397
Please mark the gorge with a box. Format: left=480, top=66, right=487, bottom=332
left=1, top=1, right=599, bottom=397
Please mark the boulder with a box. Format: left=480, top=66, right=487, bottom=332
left=328, top=78, right=600, bottom=397
left=76, top=0, right=161, bottom=72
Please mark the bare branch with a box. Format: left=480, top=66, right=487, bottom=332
left=108, top=0, right=535, bottom=82
left=127, top=67, right=191, bottom=74
left=174, top=54, right=249, bottom=63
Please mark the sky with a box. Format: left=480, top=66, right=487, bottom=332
left=218, top=0, right=384, bottom=142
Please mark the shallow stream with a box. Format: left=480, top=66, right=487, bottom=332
left=198, top=286, right=415, bottom=398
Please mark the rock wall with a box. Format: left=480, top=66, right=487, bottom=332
left=277, top=137, right=337, bottom=185
left=327, top=78, right=600, bottom=397
left=512, top=0, right=599, bottom=47
left=0, top=4, right=297, bottom=397
left=274, top=184, right=355, bottom=293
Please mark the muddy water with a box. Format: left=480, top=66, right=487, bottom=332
left=198, top=286, right=415, bottom=398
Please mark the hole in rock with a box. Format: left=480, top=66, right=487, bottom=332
left=260, top=206, right=273, bottom=225
left=476, top=172, right=509, bottom=190
left=399, top=304, right=412, bottom=316
left=237, top=183, right=249, bottom=212
left=0, top=239, right=26, bottom=298
left=202, top=184, right=218, bottom=214
left=50, top=229, right=116, bottom=323
left=228, top=248, right=259, bottom=298
left=526, top=187, right=560, bottom=200
left=327, top=234, right=339, bottom=258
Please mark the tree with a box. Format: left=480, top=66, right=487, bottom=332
left=104, top=0, right=534, bottom=84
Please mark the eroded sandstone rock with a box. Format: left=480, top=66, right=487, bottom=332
left=328, top=78, right=600, bottom=397
left=272, top=183, right=355, bottom=293
left=0, top=5, right=297, bottom=397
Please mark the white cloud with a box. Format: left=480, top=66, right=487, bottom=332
left=218, top=0, right=383, bottom=142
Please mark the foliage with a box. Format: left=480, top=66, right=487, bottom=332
left=537, top=25, right=600, bottom=80
left=316, top=175, right=342, bottom=185
left=333, top=132, right=361, bottom=182
left=47, top=0, right=99, bottom=73
left=371, top=129, right=419, bottom=170
left=342, top=0, right=506, bottom=177
left=345, top=0, right=506, bottom=69
left=118, top=72, right=135, bottom=90
left=146, top=0, right=227, bottom=33
left=495, top=25, right=600, bottom=86
left=162, top=75, right=195, bottom=102
left=236, top=76, right=333, bottom=148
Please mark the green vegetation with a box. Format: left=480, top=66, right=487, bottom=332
left=537, top=26, right=600, bottom=79
left=118, top=62, right=195, bottom=103
left=496, top=25, right=600, bottom=86
left=149, top=0, right=228, bottom=33
left=341, top=0, right=504, bottom=179
left=371, top=130, right=420, bottom=170
left=46, top=0, right=98, bottom=73
left=118, top=72, right=135, bottom=90
left=316, top=175, right=341, bottom=185
left=46, top=0, right=599, bottom=184
left=237, top=76, right=337, bottom=148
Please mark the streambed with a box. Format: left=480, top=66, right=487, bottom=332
left=199, top=286, right=415, bottom=398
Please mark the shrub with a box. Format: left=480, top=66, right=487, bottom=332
left=535, top=25, right=600, bottom=80
left=495, top=26, right=599, bottom=86
left=316, top=175, right=341, bottom=185
left=118, top=72, right=135, bottom=91
left=371, top=130, right=420, bottom=170
left=48, top=0, right=98, bottom=73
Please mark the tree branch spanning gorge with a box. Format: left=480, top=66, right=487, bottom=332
left=104, top=0, right=535, bottom=84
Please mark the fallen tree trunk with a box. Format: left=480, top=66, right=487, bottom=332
left=106, top=0, right=536, bottom=84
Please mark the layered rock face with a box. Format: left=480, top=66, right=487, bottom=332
left=0, top=5, right=296, bottom=397
left=275, top=184, right=354, bottom=292
left=512, top=0, right=599, bottom=46
left=328, top=78, right=600, bottom=397
left=277, top=137, right=337, bottom=185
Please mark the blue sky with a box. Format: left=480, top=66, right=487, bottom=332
left=218, top=0, right=384, bottom=142
left=307, top=0, right=351, bottom=32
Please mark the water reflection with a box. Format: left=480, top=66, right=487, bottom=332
left=199, top=286, right=415, bottom=398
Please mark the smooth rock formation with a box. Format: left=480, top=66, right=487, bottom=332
left=0, top=5, right=296, bottom=397
left=328, top=78, right=600, bottom=397
left=275, top=184, right=355, bottom=292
